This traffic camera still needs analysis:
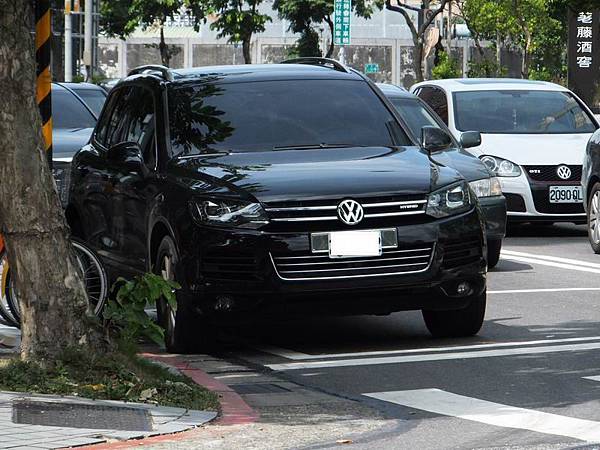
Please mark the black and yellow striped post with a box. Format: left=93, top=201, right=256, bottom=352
left=35, top=0, right=52, bottom=166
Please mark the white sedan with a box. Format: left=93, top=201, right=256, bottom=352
left=410, top=78, right=598, bottom=224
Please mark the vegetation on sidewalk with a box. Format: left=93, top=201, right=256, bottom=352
left=0, top=274, right=218, bottom=413
left=0, top=349, right=219, bottom=411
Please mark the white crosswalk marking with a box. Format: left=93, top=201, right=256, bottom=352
left=364, top=388, right=600, bottom=442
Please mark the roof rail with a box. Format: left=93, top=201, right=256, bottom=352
left=127, top=65, right=173, bottom=81
left=280, top=57, right=349, bottom=73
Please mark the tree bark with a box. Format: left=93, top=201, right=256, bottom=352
left=159, top=26, right=170, bottom=67
left=325, top=15, right=335, bottom=58
left=242, top=38, right=252, bottom=64
left=0, top=0, right=101, bottom=363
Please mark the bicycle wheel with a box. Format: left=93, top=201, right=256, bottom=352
left=5, top=238, right=108, bottom=327
left=0, top=251, right=18, bottom=327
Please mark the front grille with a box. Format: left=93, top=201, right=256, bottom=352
left=202, top=255, right=259, bottom=281
left=442, top=239, right=482, bottom=269
left=505, top=193, right=526, bottom=212
left=524, top=165, right=582, bottom=182
left=271, top=244, right=434, bottom=280
left=531, top=190, right=585, bottom=214
left=264, top=195, right=427, bottom=223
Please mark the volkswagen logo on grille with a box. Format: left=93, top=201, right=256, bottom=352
left=337, top=199, right=364, bottom=225
left=557, top=165, right=572, bottom=180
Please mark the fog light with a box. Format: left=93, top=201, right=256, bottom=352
left=457, top=282, right=471, bottom=296
left=214, top=296, right=235, bottom=312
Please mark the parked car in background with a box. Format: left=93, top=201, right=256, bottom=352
left=51, top=82, right=107, bottom=206
left=68, top=60, right=488, bottom=352
left=378, top=83, right=506, bottom=268
left=411, top=79, right=599, bottom=225
left=581, top=130, right=600, bottom=252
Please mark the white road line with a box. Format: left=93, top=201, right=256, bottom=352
left=364, top=389, right=600, bottom=442
left=503, top=250, right=600, bottom=269
left=266, top=340, right=600, bottom=371
left=489, top=288, right=600, bottom=294
left=252, top=345, right=313, bottom=360
left=582, top=375, right=600, bottom=382
left=258, top=336, right=600, bottom=361
left=500, top=254, right=600, bottom=274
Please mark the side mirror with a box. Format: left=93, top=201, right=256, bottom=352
left=460, top=131, right=482, bottom=149
left=421, top=126, right=453, bottom=153
left=106, top=141, right=145, bottom=174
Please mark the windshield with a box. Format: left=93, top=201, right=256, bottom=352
left=453, top=90, right=597, bottom=134
left=168, top=79, right=409, bottom=155
left=72, top=88, right=107, bottom=117
left=52, top=89, right=97, bottom=129
left=389, top=97, right=447, bottom=139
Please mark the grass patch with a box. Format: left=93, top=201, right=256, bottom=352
left=0, top=350, right=219, bottom=412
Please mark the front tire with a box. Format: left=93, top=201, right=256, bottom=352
left=487, top=239, right=502, bottom=269
left=422, top=290, right=486, bottom=338
left=588, top=182, right=600, bottom=254
left=155, top=236, right=215, bottom=353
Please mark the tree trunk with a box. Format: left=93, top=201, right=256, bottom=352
left=496, top=31, right=502, bottom=76
left=0, top=0, right=101, bottom=363
left=325, top=15, right=335, bottom=58
left=242, top=38, right=252, bottom=64
left=159, top=26, right=170, bottom=67
left=413, top=38, right=424, bottom=83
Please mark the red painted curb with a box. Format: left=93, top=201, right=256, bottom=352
left=142, top=353, right=259, bottom=426
left=75, top=352, right=258, bottom=449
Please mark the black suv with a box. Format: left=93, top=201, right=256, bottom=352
left=68, top=59, right=487, bottom=352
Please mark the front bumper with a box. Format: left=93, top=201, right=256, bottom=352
left=177, top=208, right=487, bottom=319
left=499, top=173, right=585, bottom=223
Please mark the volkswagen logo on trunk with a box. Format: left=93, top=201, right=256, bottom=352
left=337, top=199, right=364, bottom=225
left=557, top=165, right=572, bottom=180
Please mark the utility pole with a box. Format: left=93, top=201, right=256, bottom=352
left=64, top=0, right=72, bottom=82
left=83, top=0, right=92, bottom=81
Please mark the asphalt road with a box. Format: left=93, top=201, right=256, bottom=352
left=223, top=222, right=600, bottom=449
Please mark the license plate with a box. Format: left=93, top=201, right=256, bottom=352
left=549, top=186, right=583, bottom=203
left=329, top=230, right=382, bottom=258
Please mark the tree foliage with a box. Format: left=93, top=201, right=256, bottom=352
left=432, top=51, right=461, bottom=79
left=273, top=0, right=383, bottom=58
left=207, top=0, right=272, bottom=64
left=100, top=0, right=209, bottom=67
left=460, top=0, right=564, bottom=80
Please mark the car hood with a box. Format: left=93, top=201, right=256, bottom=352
left=429, top=147, right=492, bottom=182
left=171, top=146, right=463, bottom=203
left=465, top=133, right=593, bottom=165
left=53, top=128, right=93, bottom=160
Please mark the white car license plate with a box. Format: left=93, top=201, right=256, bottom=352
left=549, top=186, right=583, bottom=203
left=329, top=230, right=381, bottom=258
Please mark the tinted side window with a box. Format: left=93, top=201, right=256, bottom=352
left=104, top=87, right=133, bottom=148
left=122, top=86, right=156, bottom=167
left=94, top=90, right=121, bottom=147
left=417, top=87, right=449, bottom=125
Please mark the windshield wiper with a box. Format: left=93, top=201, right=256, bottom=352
left=273, top=143, right=362, bottom=151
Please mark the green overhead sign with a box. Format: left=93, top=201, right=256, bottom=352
left=334, top=0, right=351, bottom=46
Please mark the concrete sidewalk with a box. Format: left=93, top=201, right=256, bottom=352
left=0, top=392, right=216, bottom=449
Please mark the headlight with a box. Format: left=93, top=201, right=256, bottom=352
left=480, top=155, right=521, bottom=177
left=469, top=177, right=502, bottom=198
left=189, top=198, right=268, bottom=228
left=426, top=181, right=474, bottom=218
